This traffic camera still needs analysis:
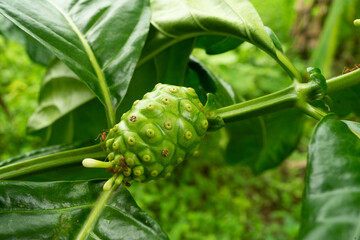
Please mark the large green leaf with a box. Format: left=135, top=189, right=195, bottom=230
left=0, top=0, right=151, bottom=112
left=298, top=116, right=360, bottom=239
left=139, top=0, right=275, bottom=66
left=0, top=180, right=168, bottom=239
left=225, top=108, right=304, bottom=173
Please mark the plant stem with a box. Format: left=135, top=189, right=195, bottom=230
left=0, top=144, right=106, bottom=180
left=296, top=102, right=327, bottom=120
left=275, top=49, right=303, bottom=82
left=75, top=179, right=122, bottom=240
left=211, top=85, right=298, bottom=123
left=326, top=68, right=360, bottom=93
left=211, top=68, right=360, bottom=123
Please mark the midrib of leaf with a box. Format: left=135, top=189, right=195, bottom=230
left=106, top=204, right=163, bottom=238
left=223, top=0, right=253, bottom=43
left=46, top=0, right=116, bottom=127
left=75, top=183, right=119, bottom=240
left=0, top=204, right=93, bottom=214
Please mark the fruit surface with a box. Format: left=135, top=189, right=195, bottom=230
left=103, top=84, right=208, bottom=183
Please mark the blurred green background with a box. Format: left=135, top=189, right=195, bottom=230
left=1, top=0, right=359, bottom=239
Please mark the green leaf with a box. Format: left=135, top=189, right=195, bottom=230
left=187, top=56, right=237, bottom=107
left=225, top=108, right=304, bottom=173
left=298, top=116, right=360, bottom=240
left=0, top=180, right=168, bottom=239
left=195, top=35, right=244, bottom=54
left=264, top=26, right=283, bottom=53
left=0, top=0, right=151, bottom=125
left=0, top=15, right=52, bottom=65
left=140, top=0, right=275, bottom=66
left=28, top=59, right=95, bottom=132
left=328, top=85, right=360, bottom=117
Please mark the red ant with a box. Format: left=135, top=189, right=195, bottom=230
left=95, top=129, right=109, bottom=143
left=95, top=129, right=109, bottom=150
left=343, top=64, right=360, bottom=74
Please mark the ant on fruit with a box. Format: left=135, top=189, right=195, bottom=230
left=95, top=129, right=109, bottom=150
left=343, top=64, right=360, bottom=74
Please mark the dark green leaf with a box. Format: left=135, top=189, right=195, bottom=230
left=195, top=35, right=244, bottom=54
left=225, top=108, right=304, bottom=173
left=24, top=34, right=52, bottom=65
left=298, top=116, right=360, bottom=240
left=0, top=15, right=52, bottom=64
left=328, top=85, right=360, bottom=117
left=0, top=180, right=168, bottom=239
left=0, top=0, right=151, bottom=109
left=187, top=56, right=236, bottom=107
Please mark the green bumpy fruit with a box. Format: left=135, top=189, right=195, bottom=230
left=103, top=84, right=208, bottom=183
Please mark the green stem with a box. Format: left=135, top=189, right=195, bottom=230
left=326, top=68, right=360, bottom=93
left=212, top=68, right=360, bottom=123
left=211, top=85, right=298, bottom=123
left=296, top=102, right=327, bottom=120
left=275, top=49, right=303, bottom=82
left=0, top=144, right=106, bottom=180
left=75, top=179, right=122, bottom=240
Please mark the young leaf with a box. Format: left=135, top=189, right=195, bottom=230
left=0, top=0, right=151, bottom=125
left=0, top=180, right=168, bottom=239
left=298, top=116, right=360, bottom=239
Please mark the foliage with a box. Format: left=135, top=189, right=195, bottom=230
left=1, top=0, right=360, bottom=239
left=0, top=36, right=45, bottom=161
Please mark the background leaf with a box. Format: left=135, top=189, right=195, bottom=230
left=0, top=180, right=168, bottom=239
left=310, top=0, right=358, bottom=78
left=0, top=0, right=151, bottom=111
left=225, top=108, right=304, bottom=173
left=298, top=116, right=360, bottom=240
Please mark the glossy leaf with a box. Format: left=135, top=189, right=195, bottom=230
left=225, top=108, right=304, bottom=173
left=0, top=0, right=151, bottom=111
left=298, top=116, right=360, bottom=240
left=0, top=15, right=52, bottom=64
left=139, top=0, right=275, bottom=66
left=0, top=180, right=168, bottom=239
